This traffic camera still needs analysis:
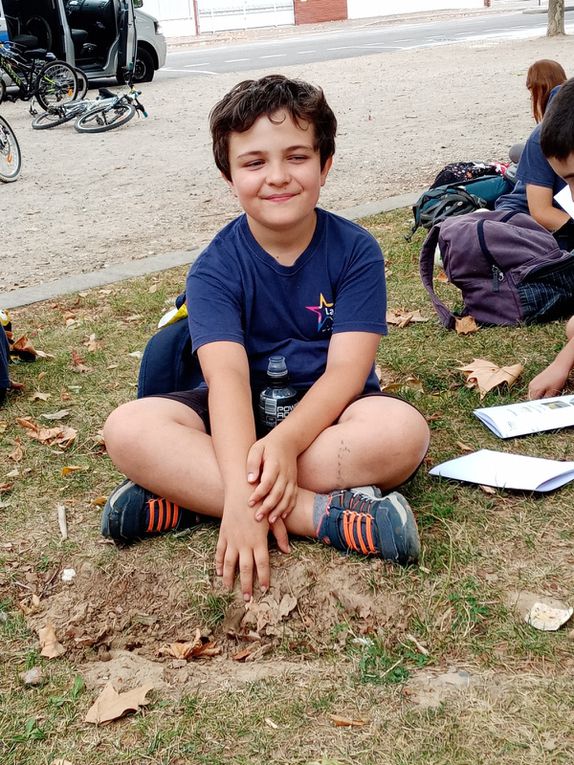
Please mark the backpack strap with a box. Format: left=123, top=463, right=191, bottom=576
left=419, top=223, right=457, bottom=330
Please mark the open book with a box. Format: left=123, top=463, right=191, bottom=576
left=429, top=449, right=574, bottom=492
left=473, top=395, right=574, bottom=439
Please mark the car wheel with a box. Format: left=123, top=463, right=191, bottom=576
left=132, top=46, right=155, bottom=83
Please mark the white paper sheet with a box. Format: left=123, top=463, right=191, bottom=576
left=429, top=449, right=574, bottom=492
left=555, top=185, right=574, bottom=219
left=473, top=395, right=574, bottom=438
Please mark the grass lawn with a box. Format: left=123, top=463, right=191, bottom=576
left=1, top=208, right=573, bottom=765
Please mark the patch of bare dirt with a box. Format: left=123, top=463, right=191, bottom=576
left=10, top=538, right=403, bottom=683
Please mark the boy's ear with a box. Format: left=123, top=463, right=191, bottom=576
left=221, top=171, right=237, bottom=195
left=320, top=156, right=333, bottom=186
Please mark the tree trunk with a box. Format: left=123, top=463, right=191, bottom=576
left=547, top=0, right=565, bottom=36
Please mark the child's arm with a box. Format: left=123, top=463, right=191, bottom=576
left=526, top=184, right=570, bottom=233
left=528, top=336, right=574, bottom=399
left=247, top=331, right=381, bottom=522
left=198, top=341, right=289, bottom=600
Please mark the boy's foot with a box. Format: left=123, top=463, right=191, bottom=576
left=101, top=479, right=197, bottom=543
left=316, top=489, right=420, bottom=565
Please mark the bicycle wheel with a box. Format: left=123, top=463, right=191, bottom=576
left=35, top=61, right=78, bottom=111
left=74, top=102, right=135, bottom=133
left=31, top=106, right=79, bottom=129
left=0, top=115, right=21, bottom=182
left=71, top=66, right=89, bottom=100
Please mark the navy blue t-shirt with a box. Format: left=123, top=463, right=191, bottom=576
left=186, top=208, right=387, bottom=394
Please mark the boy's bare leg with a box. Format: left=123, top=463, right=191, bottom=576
left=104, top=395, right=428, bottom=535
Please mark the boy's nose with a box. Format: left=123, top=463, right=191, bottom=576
left=266, top=161, right=289, bottom=185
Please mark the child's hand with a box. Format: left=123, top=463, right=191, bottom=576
left=216, top=502, right=270, bottom=600
left=528, top=362, right=569, bottom=399
left=246, top=432, right=298, bottom=524
left=215, top=501, right=290, bottom=600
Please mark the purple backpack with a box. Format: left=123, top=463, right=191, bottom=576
left=420, top=209, right=574, bottom=328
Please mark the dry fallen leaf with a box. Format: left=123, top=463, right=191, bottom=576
left=479, top=484, right=497, bottom=495
left=91, top=495, right=108, bottom=507
left=9, top=438, right=24, bottom=462
left=381, top=376, right=424, bottom=394
left=17, top=417, right=77, bottom=449
left=40, top=409, right=70, bottom=421
left=159, top=628, right=220, bottom=661
left=328, top=714, right=368, bottom=728
left=61, top=465, right=86, bottom=476
left=386, top=308, right=429, bottom=328
left=70, top=350, right=91, bottom=373
left=455, top=440, right=474, bottom=453
left=85, top=682, right=154, bottom=724
left=0, top=482, right=14, bottom=493
left=437, top=269, right=449, bottom=284
left=38, top=622, right=66, bottom=659
left=84, top=333, right=102, bottom=352
left=455, top=316, right=479, bottom=335
left=10, top=335, right=38, bottom=359
left=457, top=358, right=523, bottom=399
left=29, top=391, right=50, bottom=402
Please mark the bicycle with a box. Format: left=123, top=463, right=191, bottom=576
left=0, top=42, right=79, bottom=112
left=0, top=114, right=21, bottom=182
left=31, top=87, right=124, bottom=130
left=32, top=87, right=147, bottom=133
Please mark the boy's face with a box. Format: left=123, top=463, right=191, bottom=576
left=548, top=152, right=574, bottom=199
left=225, top=110, right=332, bottom=236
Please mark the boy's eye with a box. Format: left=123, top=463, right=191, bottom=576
left=289, top=155, right=308, bottom=162
left=244, top=159, right=264, bottom=168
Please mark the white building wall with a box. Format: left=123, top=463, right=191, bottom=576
left=347, top=0, right=484, bottom=18
left=146, top=0, right=485, bottom=37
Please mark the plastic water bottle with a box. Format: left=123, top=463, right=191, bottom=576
left=258, top=355, right=299, bottom=433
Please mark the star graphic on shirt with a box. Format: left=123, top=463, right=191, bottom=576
left=306, top=293, right=334, bottom=332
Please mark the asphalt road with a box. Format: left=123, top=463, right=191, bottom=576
left=160, top=10, right=574, bottom=78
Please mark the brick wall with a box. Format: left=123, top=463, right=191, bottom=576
left=294, top=0, right=348, bottom=25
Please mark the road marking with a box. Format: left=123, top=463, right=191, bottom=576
left=183, top=61, right=210, bottom=67
left=259, top=53, right=286, bottom=59
left=224, top=58, right=249, bottom=62
left=297, top=50, right=316, bottom=54
left=163, top=67, right=217, bottom=75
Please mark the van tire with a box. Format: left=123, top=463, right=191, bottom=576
left=133, top=45, right=155, bottom=83
left=0, top=79, right=5, bottom=104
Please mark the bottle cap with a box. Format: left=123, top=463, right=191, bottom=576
left=267, top=355, right=288, bottom=378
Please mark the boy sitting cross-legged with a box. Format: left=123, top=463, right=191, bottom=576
left=102, top=75, right=430, bottom=600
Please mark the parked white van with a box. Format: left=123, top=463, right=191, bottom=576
left=0, top=0, right=166, bottom=82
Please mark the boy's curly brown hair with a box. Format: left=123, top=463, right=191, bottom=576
left=209, top=74, right=337, bottom=181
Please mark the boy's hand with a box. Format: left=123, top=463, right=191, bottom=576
left=528, top=362, right=569, bottom=399
left=215, top=502, right=290, bottom=600
left=246, top=431, right=298, bottom=524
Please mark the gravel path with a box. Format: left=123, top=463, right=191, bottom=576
left=1, top=32, right=571, bottom=295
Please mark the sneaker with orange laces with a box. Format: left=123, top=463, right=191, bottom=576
left=101, top=479, right=198, bottom=543
left=316, top=489, right=420, bottom=565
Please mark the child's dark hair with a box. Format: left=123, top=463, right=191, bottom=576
left=540, top=77, right=574, bottom=160
left=209, top=74, right=337, bottom=181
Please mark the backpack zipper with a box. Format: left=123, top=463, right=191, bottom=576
left=492, top=265, right=504, bottom=292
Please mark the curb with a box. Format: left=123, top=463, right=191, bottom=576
left=0, top=192, right=421, bottom=309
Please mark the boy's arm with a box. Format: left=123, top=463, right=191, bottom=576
left=198, top=341, right=289, bottom=600
left=528, top=336, right=574, bottom=399
left=247, top=331, right=380, bottom=521
left=526, top=184, right=570, bottom=232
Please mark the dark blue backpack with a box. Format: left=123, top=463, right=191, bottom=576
left=137, top=295, right=203, bottom=398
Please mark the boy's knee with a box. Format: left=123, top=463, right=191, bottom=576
left=103, top=402, right=138, bottom=458
left=566, top=316, right=574, bottom=339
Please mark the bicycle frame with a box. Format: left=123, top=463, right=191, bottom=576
left=0, top=44, right=38, bottom=99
